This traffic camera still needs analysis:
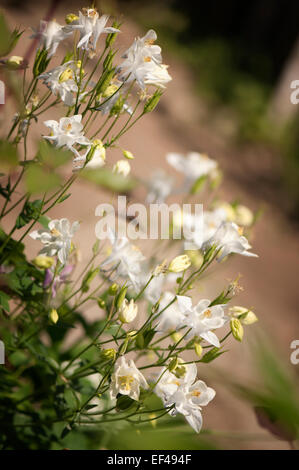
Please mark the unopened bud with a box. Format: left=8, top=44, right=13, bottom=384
left=168, top=254, right=191, bottom=273
left=33, top=255, right=54, bottom=269
left=97, top=298, right=106, bottom=309
left=122, top=149, right=134, bottom=160
left=101, top=348, right=116, bottom=361
left=119, top=298, right=138, bottom=323
left=194, top=342, right=203, bottom=358
left=168, top=357, right=179, bottom=372
left=108, top=283, right=119, bottom=295
left=230, top=318, right=244, bottom=342
left=49, top=308, right=59, bottom=324
left=113, top=160, right=131, bottom=177
left=230, top=306, right=258, bottom=325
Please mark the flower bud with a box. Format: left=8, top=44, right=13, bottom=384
left=185, top=250, right=204, bottom=268
left=234, top=205, right=254, bottom=227
left=168, top=254, right=191, bottom=273
left=116, top=285, right=128, bottom=309
left=113, top=160, right=131, bottom=177
left=230, top=318, right=244, bottom=342
left=102, top=83, right=118, bottom=98
left=65, top=13, right=79, bottom=24
left=33, top=255, right=54, bottom=269
left=194, top=342, right=203, bottom=358
left=230, top=306, right=258, bottom=325
left=97, top=298, right=106, bottom=309
left=108, top=283, right=119, bottom=295
left=143, top=90, right=162, bottom=113
left=119, top=299, right=138, bottom=323
left=168, top=356, right=179, bottom=372
left=101, top=348, right=116, bottom=361
left=122, top=150, right=134, bottom=160
left=171, top=332, right=181, bottom=343
left=152, top=259, right=168, bottom=276
left=49, top=309, right=59, bottom=324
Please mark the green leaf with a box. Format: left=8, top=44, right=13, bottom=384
left=0, top=13, right=22, bottom=57
left=200, top=347, right=227, bottom=363
left=38, top=141, right=72, bottom=168
left=15, top=199, right=43, bottom=229
left=25, top=164, right=61, bottom=194
left=0, top=291, right=10, bottom=312
left=0, top=140, right=19, bottom=170
left=80, top=168, right=136, bottom=193
left=190, top=174, right=207, bottom=194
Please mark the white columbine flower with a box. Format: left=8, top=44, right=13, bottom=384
left=69, top=9, right=120, bottom=51
left=118, top=29, right=168, bottom=89
left=110, top=357, right=148, bottom=401
left=176, top=296, right=226, bottom=347
left=31, top=20, right=73, bottom=57
left=155, top=363, right=215, bottom=433
left=144, top=63, right=172, bottom=89
left=102, top=230, right=145, bottom=290
left=146, top=169, right=174, bottom=204
left=30, top=218, right=79, bottom=265
left=113, top=160, right=131, bottom=177
left=203, top=221, right=258, bottom=261
left=119, top=298, right=138, bottom=323
left=43, top=115, right=90, bottom=158
left=155, top=292, right=185, bottom=333
left=167, top=152, right=217, bottom=183
left=38, top=61, right=80, bottom=106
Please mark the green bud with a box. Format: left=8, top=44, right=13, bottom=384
left=119, top=338, right=129, bottom=356
left=116, top=286, right=128, bottom=309
left=106, top=22, right=120, bottom=47
left=101, top=348, right=116, bottom=361
left=97, top=298, right=106, bottom=309
left=194, top=342, right=203, bottom=358
left=168, top=357, right=179, bottom=372
left=108, top=283, right=119, bottom=295
left=143, top=90, right=162, bottom=113
left=49, top=309, right=59, bottom=324
left=96, top=68, right=115, bottom=95
left=230, top=318, right=244, bottom=342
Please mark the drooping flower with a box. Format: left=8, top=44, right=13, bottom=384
left=110, top=356, right=148, bottom=401
left=146, top=169, right=174, bottom=204
left=155, top=292, right=185, bottom=333
left=30, top=218, right=79, bottom=265
left=38, top=61, right=81, bottom=106
left=166, top=152, right=217, bottom=183
left=73, top=139, right=106, bottom=170
left=118, top=29, right=171, bottom=90
left=176, top=296, right=226, bottom=347
left=43, top=115, right=90, bottom=158
left=155, top=363, right=215, bottom=433
left=229, top=306, right=258, bottom=325
left=31, top=20, right=73, bottom=57
left=101, top=230, right=145, bottom=290
left=68, top=9, right=120, bottom=51
left=203, top=221, right=258, bottom=261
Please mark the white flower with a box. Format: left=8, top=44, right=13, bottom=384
left=144, top=63, right=172, bottom=89
left=155, top=363, right=215, bottom=433
left=155, top=292, right=185, bottom=333
left=30, top=218, right=79, bottom=265
left=179, top=207, right=229, bottom=250
left=110, top=357, right=148, bottom=401
left=69, top=9, right=120, bottom=51
left=38, top=61, right=80, bottom=106
left=146, top=169, right=174, bottom=204
left=102, top=230, right=145, bottom=290
left=176, top=296, right=226, bottom=347
left=167, top=152, right=217, bottom=182
left=43, top=115, right=90, bottom=158
left=203, top=221, right=258, bottom=261
left=119, top=298, right=138, bottom=323
left=113, top=160, right=131, bottom=177
left=31, top=20, right=73, bottom=57
left=118, top=29, right=164, bottom=89
left=168, top=254, right=191, bottom=273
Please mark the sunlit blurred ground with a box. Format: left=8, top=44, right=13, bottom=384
left=1, top=0, right=299, bottom=449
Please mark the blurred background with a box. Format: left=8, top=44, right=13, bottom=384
left=1, top=0, right=299, bottom=450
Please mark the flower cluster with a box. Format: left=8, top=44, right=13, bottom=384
left=0, top=5, right=259, bottom=449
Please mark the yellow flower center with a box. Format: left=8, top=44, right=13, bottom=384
left=63, top=123, right=73, bottom=133
left=119, top=375, right=134, bottom=391
left=203, top=309, right=212, bottom=318
left=51, top=228, right=61, bottom=237
left=144, top=56, right=151, bottom=62
left=192, top=390, right=201, bottom=397
left=238, top=227, right=244, bottom=236
left=59, top=68, right=73, bottom=83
